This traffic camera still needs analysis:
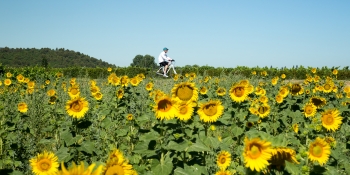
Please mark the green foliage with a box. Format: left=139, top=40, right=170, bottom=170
left=0, top=47, right=115, bottom=68
left=130, top=54, right=158, bottom=69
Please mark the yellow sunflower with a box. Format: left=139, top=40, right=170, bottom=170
left=49, top=96, right=57, bottom=105
left=270, top=148, right=299, bottom=167
left=321, top=109, right=343, bottom=132
left=229, top=84, right=249, bottom=103
left=216, top=87, right=226, bottom=96
left=271, top=77, right=279, bottom=86
left=69, top=78, right=76, bottom=85
left=290, top=83, right=303, bottom=95
left=199, top=86, right=208, bottom=95
left=27, top=88, right=35, bottom=94
left=243, top=137, right=273, bottom=172
left=58, top=161, right=103, bottom=175
left=18, top=102, right=28, bottom=113
left=116, top=88, right=124, bottom=99
left=56, top=72, right=63, bottom=78
left=303, top=103, right=317, bottom=118
left=176, top=101, right=195, bottom=121
left=173, top=74, right=179, bottom=81
left=332, top=69, right=338, bottom=75
left=323, top=82, right=334, bottom=93
left=260, top=71, right=268, bottom=76
left=47, top=89, right=56, bottom=97
left=281, top=74, right=286, bottom=79
left=344, top=86, right=350, bottom=93
left=90, top=85, right=100, bottom=95
left=325, top=136, right=337, bottom=148
left=120, top=75, right=129, bottom=87
left=256, top=104, right=270, bottom=118
left=310, top=96, right=327, bottom=108
left=217, top=151, right=231, bottom=170
left=107, top=67, right=112, bottom=72
left=130, top=77, right=140, bottom=86
left=171, top=82, right=198, bottom=102
left=29, top=151, right=59, bottom=175
left=145, top=82, right=154, bottom=91
left=16, top=74, right=25, bottom=83
left=93, top=92, right=103, bottom=101
left=104, top=161, right=133, bottom=175
left=4, top=78, right=11, bottom=86
left=275, top=94, right=284, bottom=104
left=153, top=96, right=177, bottom=120
left=68, top=85, right=80, bottom=99
left=197, top=99, right=224, bottom=123
left=107, top=149, right=125, bottom=166
left=203, top=76, right=210, bottom=83
left=308, top=137, right=331, bottom=166
left=292, top=123, right=298, bottom=134
left=259, top=95, right=268, bottom=104
left=215, top=169, right=232, bottom=175
left=126, top=114, right=133, bottom=121
left=111, top=76, right=121, bottom=86
left=311, top=68, right=317, bottom=74
left=65, top=97, right=89, bottom=119
left=252, top=71, right=257, bottom=75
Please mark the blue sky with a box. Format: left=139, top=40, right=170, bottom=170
left=1, top=1, right=349, bottom=68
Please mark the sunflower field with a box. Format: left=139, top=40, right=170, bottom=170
left=0, top=67, right=350, bottom=175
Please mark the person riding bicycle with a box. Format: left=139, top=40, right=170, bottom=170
left=158, top=47, right=173, bottom=77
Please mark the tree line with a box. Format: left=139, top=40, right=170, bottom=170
left=0, top=47, right=116, bottom=68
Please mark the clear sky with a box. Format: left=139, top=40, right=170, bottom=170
left=1, top=1, right=349, bottom=68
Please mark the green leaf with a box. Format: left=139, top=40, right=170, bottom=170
left=217, top=113, right=231, bottom=125
left=151, top=153, right=173, bottom=175
left=56, top=147, right=71, bottom=162
left=285, top=160, right=302, bottom=175
left=187, top=139, right=211, bottom=152
left=139, top=130, right=160, bottom=142
left=101, top=117, right=113, bottom=128
left=116, top=128, right=128, bottom=137
left=61, top=130, right=75, bottom=146
left=166, top=141, right=189, bottom=152
left=77, top=141, right=94, bottom=154
left=204, top=137, right=220, bottom=149
left=174, top=167, right=193, bottom=175
left=231, top=126, right=244, bottom=138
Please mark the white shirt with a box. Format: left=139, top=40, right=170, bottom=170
left=158, top=51, right=171, bottom=63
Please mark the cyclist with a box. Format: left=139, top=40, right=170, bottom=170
left=158, top=47, right=173, bottom=77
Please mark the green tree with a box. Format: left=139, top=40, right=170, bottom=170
left=130, top=54, right=157, bottom=69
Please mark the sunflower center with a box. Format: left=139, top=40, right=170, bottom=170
left=70, top=88, right=79, bottom=95
left=258, top=106, right=268, bottom=114
left=291, top=84, right=301, bottom=94
left=176, top=85, right=193, bottom=101
left=105, top=165, right=125, bottom=175
left=249, top=145, right=261, bottom=159
left=311, top=98, right=323, bottom=106
left=219, top=156, right=226, bottom=164
left=323, top=114, right=334, bottom=125
left=158, top=99, right=172, bottom=112
left=311, top=144, right=323, bottom=157
left=324, top=84, right=331, bottom=90
left=305, top=105, right=313, bottom=114
left=179, top=105, right=188, bottom=114
left=233, top=87, right=245, bottom=97
left=38, top=159, right=51, bottom=171
left=203, top=104, right=217, bottom=116
left=70, top=100, right=83, bottom=112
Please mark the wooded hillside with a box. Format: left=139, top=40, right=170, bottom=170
left=0, top=47, right=115, bottom=68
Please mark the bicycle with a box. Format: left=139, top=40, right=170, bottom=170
left=156, top=60, right=177, bottom=77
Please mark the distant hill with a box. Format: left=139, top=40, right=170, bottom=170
left=0, top=47, right=116, bottom=68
